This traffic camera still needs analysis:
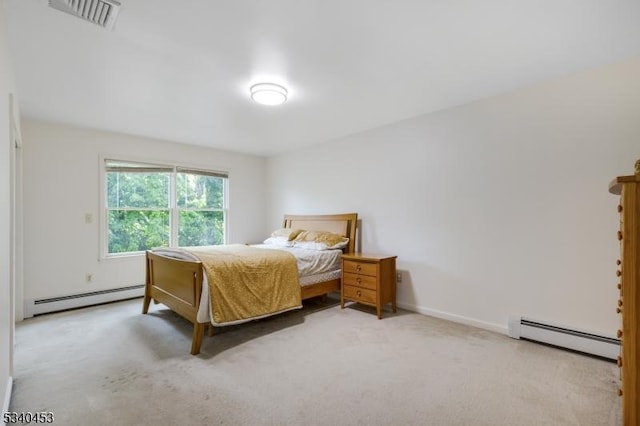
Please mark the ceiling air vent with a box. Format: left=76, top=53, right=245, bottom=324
left=48, top=0, right=121, bottom=30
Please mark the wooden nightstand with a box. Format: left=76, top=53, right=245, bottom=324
left=341, top=253, right=397, bottom=319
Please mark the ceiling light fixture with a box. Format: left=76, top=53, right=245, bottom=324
left=250, top=83, right=288, bottom=106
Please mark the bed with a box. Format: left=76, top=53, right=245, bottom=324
left=142, top=213, right=358, bottom=355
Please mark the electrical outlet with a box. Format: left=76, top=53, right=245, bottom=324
left=86, top=273, right=93, bottom=283
left=396, top=271, right=402, bottom=283
left=85, top=213, right=93, bottom=224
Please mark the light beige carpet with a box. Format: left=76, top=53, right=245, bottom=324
left=10, top=296, right=621, bottom=425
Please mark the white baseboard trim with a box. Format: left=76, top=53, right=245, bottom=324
left=507, top=316, right=619, bottom=360
left=396, top=301, right=508, bottom=335
left=3, top=376, right=13, bottom=417
left=24, top=285, right=144, bottom=318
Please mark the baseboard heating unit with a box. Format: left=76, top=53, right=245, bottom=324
left=24, top=284, right=144, bottom=318
left=507, top=316, right=620, bottom=360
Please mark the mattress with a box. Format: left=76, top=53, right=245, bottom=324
left=152, top=245, right=342, bottom=325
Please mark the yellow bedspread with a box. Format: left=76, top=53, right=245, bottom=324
left=184, top=244, right=302, bottom=324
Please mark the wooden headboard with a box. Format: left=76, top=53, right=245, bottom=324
left=283, top=213, right=358, bottom=253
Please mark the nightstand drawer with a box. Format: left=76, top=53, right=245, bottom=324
left=342, top=260, right=377, bottom=276
left=343, top=285, right=377, bottom=305
left=343, top=272, right=377, bottom=290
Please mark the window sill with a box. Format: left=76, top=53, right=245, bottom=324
left=99, top=252, right=146, bottom=262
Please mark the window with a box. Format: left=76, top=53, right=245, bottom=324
left=104, top=159, right=228, bottom=256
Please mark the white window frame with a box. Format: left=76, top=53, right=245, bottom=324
left=99, top=157, right=229, bottom=259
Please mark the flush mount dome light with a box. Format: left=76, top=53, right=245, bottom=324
left=250, top=83, right=288, bottom=106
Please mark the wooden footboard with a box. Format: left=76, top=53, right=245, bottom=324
left=143, top=251, right=207, bottom=355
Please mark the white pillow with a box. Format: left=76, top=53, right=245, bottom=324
left=263, top=236, right=293, bottom=247
left=269, top=228, right=304, bottom=240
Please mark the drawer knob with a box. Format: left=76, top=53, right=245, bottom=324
left=618, top=231, right=623, bottom=241
left=356, top=277, right=361, bottom=283
left=617, top=329, right=623, bottom=338
left=618, top=283, right=622, bottom=290
left=616, top=270, right=622, bottom=277
left=616, top=259, right=621, bottom=265
left=617, top=356, right=623, bottom=367
left=618, top=204, right=623, bottom=213
left=618, top=388, right=623, bottom=397
left=356, top=290, right=362, bottom=297
left=618, top=299, right=623, bottom=307
left=616, top=307, right=622, bottom=314
left=356, top=265, right=361, bottom=271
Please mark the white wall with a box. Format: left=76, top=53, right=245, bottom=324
left=267, top=58, right=640, bottom=336
left=21, top=119, right=267, bottom=302
left=0, top=0, right=17, bottom=411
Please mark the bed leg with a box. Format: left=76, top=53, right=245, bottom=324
left=142, top=291, right=151, bottom=314
left=143, top=251, right=152, bottom=314
left=191, top=323, right=205, bottom=355
left=208, top=324, right=215, bottom=337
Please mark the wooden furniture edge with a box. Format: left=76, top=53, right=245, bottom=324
left=610, top=158, right=640, bottom=424
left=619, top=181, right=640, bottom=424
left=342, top=253, right=397, bottom=260
left=609, top=161, right=640, bottom=195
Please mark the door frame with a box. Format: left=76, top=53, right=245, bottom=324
left=9, top=93, right=23, bottom=374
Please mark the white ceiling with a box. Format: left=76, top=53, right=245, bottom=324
left=5, top=0, right=640, bottom=157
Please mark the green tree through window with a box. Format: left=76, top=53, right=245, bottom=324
left=105, top=160, right=227, bottom=255
left=176, top=170, right=225, bottom=246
